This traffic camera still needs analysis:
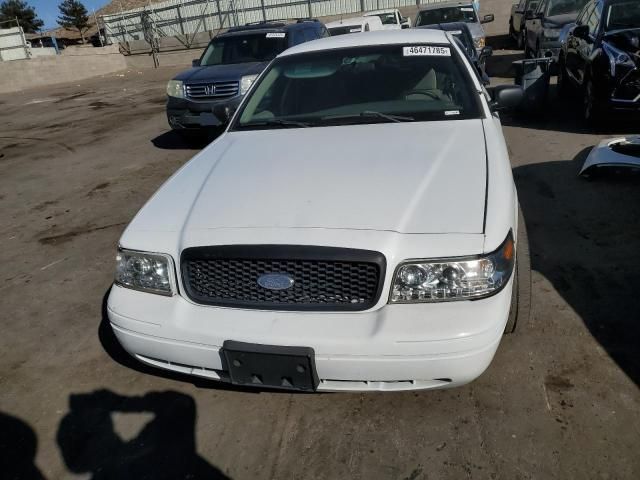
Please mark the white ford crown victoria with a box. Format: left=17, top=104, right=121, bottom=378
left=108, top=30, right=528, bottom=392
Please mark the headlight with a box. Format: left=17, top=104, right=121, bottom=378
left=389, top=232, right=515, bottom=303
left=240, top=74, right=258, bottom=95
left=474, top=37, right=485, bottom=49
left=543, top=27, right=561, bottom=40
left=603, top=42, right=635, bottom=77
left=166, top=80, right=184, bottom=98
left=115, top=249, right=176, bottom=296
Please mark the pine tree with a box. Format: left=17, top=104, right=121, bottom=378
left=0, top=0, right=43, bottom=33
left=57, top=0, right=89, bottom=43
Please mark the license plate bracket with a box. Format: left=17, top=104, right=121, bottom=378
left=222, top=341, right=319, bottom=392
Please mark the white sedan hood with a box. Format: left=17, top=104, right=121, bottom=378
left=128, top=121, right=487, bottom=237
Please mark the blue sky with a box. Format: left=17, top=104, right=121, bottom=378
left=30, top=0, right=109, bottom=30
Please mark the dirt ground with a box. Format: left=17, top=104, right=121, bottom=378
left=1, top=43, right=639, bottom=480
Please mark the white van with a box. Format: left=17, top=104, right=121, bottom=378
left=364, top=9, right=412, bottom=30
left=325, top=16, right=384, bottom=35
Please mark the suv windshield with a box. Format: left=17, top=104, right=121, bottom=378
left=233, top=45, right=482, bottom=130
left=545, top=0, right=588, bottom=17
left=606, top=1, right=640, bottom=30
left=200, top=33, right=287, bottom=66
left=372, top=13, right=397, bottom=25
left=415, top=6, right=478, bottom=26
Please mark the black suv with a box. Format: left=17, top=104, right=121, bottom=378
left=558, top=0, right=640, bottom=122
left=166, top=19, right=328, bottom=131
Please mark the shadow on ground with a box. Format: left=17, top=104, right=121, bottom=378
left=56, top=389, right=230, bottom=480
left=515, top=148, right=640, bottom=386
left=151, top=129, right=223, bottom=151
left=501, top=84, right=640, bottom=135
left=0, top=411, right=46, bottom=480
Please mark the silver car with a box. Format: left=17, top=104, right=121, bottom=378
left=413, top=1, right=495, bottom=53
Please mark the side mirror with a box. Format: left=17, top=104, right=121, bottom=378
left=192, top=58, right=201, bottom=67
left=481, top=14, right=495, bottom=24
left=480, top=45, right=493, bottom=60
left=573, top=24, right=590, bottom=40
left=401, top=23, right=410, bottom=29
left=212, top=104, right=231, bottom=124
left=488, top=85, right=524, bottom=111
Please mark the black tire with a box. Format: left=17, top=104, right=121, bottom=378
left=582, top=78, right=604, bottom=126
left=557, top=56, right=569, bottom=96
left=509, top=21, right=515, bottom=42
left=517, top=28, right=524, bottom=49
left=504, top=207, right=532, bottom=334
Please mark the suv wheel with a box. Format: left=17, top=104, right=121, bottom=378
left=583, top=78, right=603, bottom=126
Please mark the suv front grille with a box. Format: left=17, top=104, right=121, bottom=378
left=185, top=81, right=239, bottom=99
left=181, top=245, right=386, bottom=311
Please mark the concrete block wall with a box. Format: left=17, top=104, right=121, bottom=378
left=0, top=47, right=127, bottom=94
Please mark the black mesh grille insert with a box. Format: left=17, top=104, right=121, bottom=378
left=181, top=245, right=386, bottom=311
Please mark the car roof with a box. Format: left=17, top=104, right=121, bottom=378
left=364, top=9, right=397, bottom=15
left=221, top=20, right=319, bottom=36
left=326, top=16, right=375, bottom=27
left=418, top=1, right=474, bottom=11
left=280, top=29, right=451, bottom=57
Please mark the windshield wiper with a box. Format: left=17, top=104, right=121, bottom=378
left=320, top=111, right=415, bottom=124
left=239, top=118, right=313, bottom=129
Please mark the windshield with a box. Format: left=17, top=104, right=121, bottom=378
left=200, top=33, right=287, bottom=66
left=372, top=13, right=397, bottom=25
left=233, top=45, right=482, bottom=130
left=415, top=6, right=478, bottom=26
left=545, top=0, right=589, bottom=17
left=606, top=1, right=640, bottom=30
left=328, top=25, right=363, bottom=35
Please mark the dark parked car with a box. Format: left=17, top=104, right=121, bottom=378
left=510, top=0, right=542, bottom=48
left=558, top=0, right=640, bottom=122
left=166, top=19, right=328, bottom=132
left=418, top=22, right=493, bottom=84
left=524, top=0, right=589, bottom=59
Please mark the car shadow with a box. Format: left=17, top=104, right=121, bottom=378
left=151, top=128, right=224, bottom=151
left=0, top=411, right=46, bottom=480
left=485, top=50, right=524, bottom=79
left=514, top=147, right=640, bottom=387
left=501, top=84, right=640, bottom=135
left=56, top=388, right=230, bottom=480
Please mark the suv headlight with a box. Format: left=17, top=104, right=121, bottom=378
left=240, top=74, right=258, bottom=95
left=115, top=249, right=176, bottom=296
left=474, top=37, right=485, bottom=49
left=389, top=232, right=515, bottom=303
left=166, top=80, right=184, bottom=98
left=603, top=42, right=635, bottom=77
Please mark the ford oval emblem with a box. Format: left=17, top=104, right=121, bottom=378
left=257, top=273, right=295, bottom=291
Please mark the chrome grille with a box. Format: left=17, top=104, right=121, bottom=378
left=185, top=81, right=239, bottom=99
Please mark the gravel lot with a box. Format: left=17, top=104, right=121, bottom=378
left=1, top=47, right=639, bottom=479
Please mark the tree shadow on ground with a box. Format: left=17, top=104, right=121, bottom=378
left=0, top=411, right=46, bottom=480
left=56, top=389, right=230, bottom=480
left=514, top=147, right=640, bottom=386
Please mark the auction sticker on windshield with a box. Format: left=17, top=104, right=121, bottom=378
left=266, top=32, right=286, bottom=38
left=403, top=46, right=451, bottom=56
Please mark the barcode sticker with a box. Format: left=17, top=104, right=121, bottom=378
left=461, top=7, right=475, bottom=11
left=445, top=110, right=461, bottom=116
left=349, top=28, right=361, bottom=32
left=403, top=46, right=451, bottom=56
left=266, top=32, right=285, bottom=38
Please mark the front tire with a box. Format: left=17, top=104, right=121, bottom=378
left=504, top=207, right=531, bottom=334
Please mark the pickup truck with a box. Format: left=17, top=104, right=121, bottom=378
left=364, top=9, right=411, bottom=29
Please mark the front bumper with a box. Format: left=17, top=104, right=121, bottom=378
left=107, top=277, right=513, bottom=392
left=166, top=95, right=243, bottom=129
